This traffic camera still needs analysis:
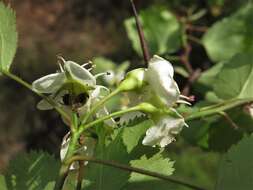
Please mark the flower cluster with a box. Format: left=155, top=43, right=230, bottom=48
left=32, top=55, right=190, bottom=163
left=119, top=55, right=190, bottom=147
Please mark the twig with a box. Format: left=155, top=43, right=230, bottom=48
left=54, top=164, right=70, bottom=190
left=182, top=68, right=201, bottom=96
left=67, top=156, right=208, bottom=190
left=130, top=0, right=150, bottom=65
left=180, top=43, right=193, bottom=74
left=219, top=111, right=239, bottom=130
left=76, top=161, right=85, bottom=190
left=2, top=70, right=70, bottom=122
left=185, top=98, right=253, bottom=121
left=186, top=24, right=208, bottom=33
left=187, top=35, right=203, bottom=45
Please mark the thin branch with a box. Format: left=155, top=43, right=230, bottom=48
left=130, top=0, right=150, bottom=65
left=182, top=68, right=201, bottom=96
left=76, top=161, right=85, bottom=190
left=67, top=156, right=207, bottom=190
left=81, top=106, right=139, bottom=132
left=186, top=24, right=208, bottom=33
left=180, top=43, right=194, bottom=74
left=185, top=98, right=253, bottom=121
left=54, top=164, right=70, bottom=190
left=187, top=35, right=203, bottom=45
left=219, top=111, right=239, bottom=130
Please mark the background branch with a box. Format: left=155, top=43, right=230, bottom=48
left=67, top=156, right=207, bottom=190
left=130, top=0, right=150, bottom=65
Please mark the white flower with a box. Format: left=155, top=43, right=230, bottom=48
left=33, top=58, right=115, bottom=126
left=60, top=132, right=96, bottom=170
left=146, top=55, right=181, bottom=107
left=142, top=115, right=188, bottom=147
left=33, top=60, right=96, bottom=94
left=119, top=55, right=191, bottom=147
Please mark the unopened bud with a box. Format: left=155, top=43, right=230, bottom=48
left=118, top=68, right=145, bottom=91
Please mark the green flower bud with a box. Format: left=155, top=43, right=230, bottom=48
left=118, top=68, right=145, bottom=92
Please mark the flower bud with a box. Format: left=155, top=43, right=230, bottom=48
left=137, top=102, right=158, bottom=114
left=118, top=68, right=145, bottom=92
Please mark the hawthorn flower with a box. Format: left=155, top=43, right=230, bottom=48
left=32, top=58, right=114, bottom=125
left=142, top=114, right=188, bottom=147
left=119, top=55, right=190, bottom=147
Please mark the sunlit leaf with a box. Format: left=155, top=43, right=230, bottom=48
left=203, top=3, right=253, bottom=62
left=0, top=2, right=17, bottom=73
left=213, top=53, right=253, bottom=99
left=123, top=153, right=174, bottom=190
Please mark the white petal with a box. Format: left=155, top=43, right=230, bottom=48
left=149, top=55, right=174, bottom=77
left=65, top=61, right=96, bottom=87
left=147, top=56, right=180, bottom=107
left=32, top=73, right=65, bottom=93
left=142, top=115, right=186, bottom=147
left=142, top=126, right=163, bottom=147
left=37, top=99, right=54, bottom=110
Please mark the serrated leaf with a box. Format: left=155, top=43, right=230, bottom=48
left=203, top=3, right=253, bottom=62
left=213, top=53, right=253, bottom=99
left=5, top=151, right=60, bottom=190
left=123, top=153, right=174, bottom=190
left=129, top=153, right=174, bottom=181
left=125, top=6, right=182, bottom=56
left=216, top=134, right=253, bottom=190
left=122, top=119, right=152, bottom=153
left=0, top=2, right=18, bottom=73
left=84, top=129, right=131, bottom=190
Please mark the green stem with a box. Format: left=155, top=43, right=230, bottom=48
left=54, top=132, right=80, bottom=190
left=79, top=106, right=140, bottom=133
left=66, top=156, right=207, bottom=190
left=2, top=70, right=70, bottom=122
left=76, top=161, right=84, bottom=190
left=53, top=164, right=70, bottom=190
left=185, top=98, right=253, bottom=121
left=81, top=88, right=121, bottom=125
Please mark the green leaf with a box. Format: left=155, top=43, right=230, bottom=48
left=213, top=53, right=253, bottom=99
left=203, top=3, right=253, bottom=62
left=122, top=119, right=152, bottom=153
left=123, top=153, right=174, bottom=190
left=130, top=153, right=174, bottom=181
left=0, top=175, right=7, bottom=190
left=216, top=134, right=253, bottom=190
left=198, top=62, right=224, bottom=88
left=0, top=2, right=18, bottom=72
left=5, top=151, right=60, bottom=190
left=125, top=6, right=182, bottom=56
left=84, top=129, right=131, bottom=190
